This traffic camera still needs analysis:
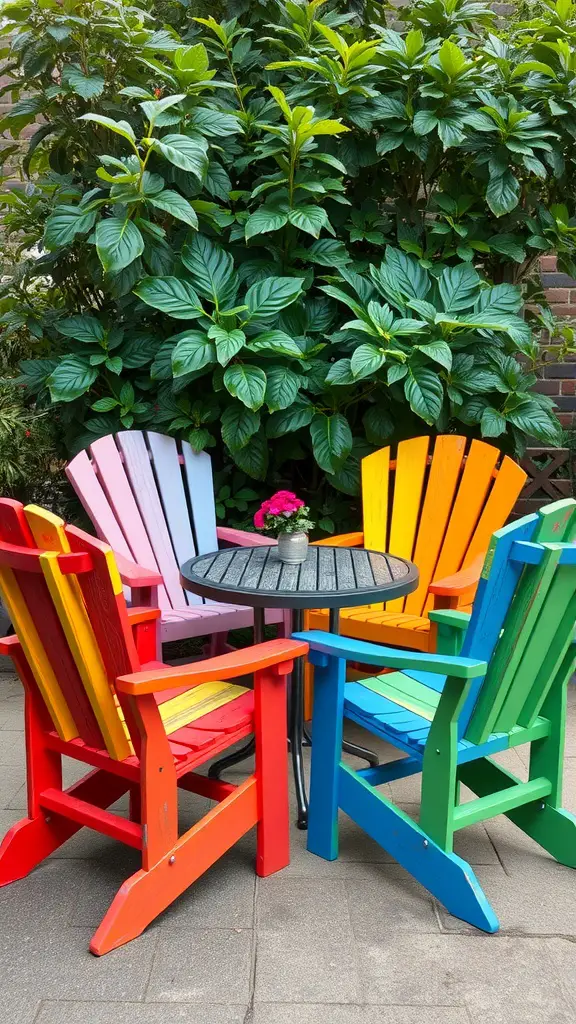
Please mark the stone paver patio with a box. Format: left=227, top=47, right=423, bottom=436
left=1, top=666, right=576, bottom=1024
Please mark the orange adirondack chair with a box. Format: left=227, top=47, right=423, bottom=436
left=0, top=498, right=307, bottom=955
left=308, top=435, right=527, bottom=652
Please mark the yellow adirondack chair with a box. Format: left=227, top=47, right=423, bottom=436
left=308, top=435, right=527, bottom=653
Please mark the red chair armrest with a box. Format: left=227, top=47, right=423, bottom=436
left=114, top=552, right=163, bottom=588
left=117, top=638, right=309, bottom=695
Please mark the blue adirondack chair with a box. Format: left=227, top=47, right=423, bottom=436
left=295, top=498, right=576, bottom=932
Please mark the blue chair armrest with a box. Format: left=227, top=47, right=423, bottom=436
left=292, top=629, right=487, bottom=679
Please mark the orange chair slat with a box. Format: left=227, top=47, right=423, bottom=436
left=463, top=455, right=528, bottom=567
left=428, top=440, right=500, bottom=599
left=387, top=436, right=430, bottom=612
left=404, top=435, right=467, bottom=616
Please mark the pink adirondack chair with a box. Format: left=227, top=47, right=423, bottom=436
left=66, top=431, right=284, bottom=652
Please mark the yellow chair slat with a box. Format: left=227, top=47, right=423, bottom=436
left=361, top=446, right=390, bottom=611
left=159, top=681, right=249, bottom=735
left=387, top=436, right=430, bottom=613
left=0, top=565, right=78, bottom=740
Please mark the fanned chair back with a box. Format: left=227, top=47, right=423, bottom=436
left=66, top=430, right=219, bottom=611
left=361, top=435, right=527, bottom=614
left=0, top=499, right=137, bottom=760
left=458, top=498, right=576, bottom=744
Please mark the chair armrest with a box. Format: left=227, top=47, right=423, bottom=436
left=216, top=526, right=276, bottom=547
left=428, top=610, right=471, bottom=630
left=117, top=637, right=309, bottom=695
left=0, top=633, right=19, bottom=656
left=113, top=552, right=163, bottom=588
left=313, top=532, right=364, bottom=548
left=126, top=606, right=161, bottom=626
left=428, top=554, right=485, bottom=597
left=292, top=629, right=486, bottom=679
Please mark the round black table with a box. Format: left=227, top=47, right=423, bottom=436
left=180, top=544, right=419, bottom=828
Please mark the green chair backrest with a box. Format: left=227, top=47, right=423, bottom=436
left=462, top=499, right=576, bottom=746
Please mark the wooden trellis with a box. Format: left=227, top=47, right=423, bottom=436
left=512, top=447, right=574, bottom=518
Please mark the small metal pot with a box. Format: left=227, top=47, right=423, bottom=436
left=276, top=531, right=309, bottom=564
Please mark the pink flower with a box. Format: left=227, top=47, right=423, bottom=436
left=253, top=508, right=265, bottom=529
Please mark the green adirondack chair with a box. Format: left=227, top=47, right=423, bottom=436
left=295, top=498, right=576, bottom=932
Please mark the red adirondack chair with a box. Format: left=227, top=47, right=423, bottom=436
left=0, top=498, right=307, bottom=955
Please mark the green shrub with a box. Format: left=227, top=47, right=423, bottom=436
left=1, top=0, right=574, bottom=521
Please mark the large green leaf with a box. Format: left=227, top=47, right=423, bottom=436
left=56, top=315, right=104, bottom=344
left=208, top=326, right=246, bottom=366
left=266, top=396, right=315, bottom=436
left=149, top=190, right=198, bottom=228
left=245, top=277, right=303, bottom=321
left=149, top=134, right=208, bottom=180
left=230, top=430, right=269, bottom=481
left=223, top=364, right=267, bottom=411
left=65, top=66, right=105, bottom=100
left=310, top=413, right=352, bottom=473
left=172, top=331, right=216, bottom=377
left=507, top=400, right=562, bottom=445
left=350, top=344, right=386, bottom=380
left=404, top=365, right=444, bottom=424
left=43, top=205, right=97, bottom=249
left=119, top=333, right=159, bottom=369
left=181, top=235, right=236, bottom=306
left=287, top=205, right=333, bottom=239
left=245, top=204, right=289, bottom=240
left=78, top=113, right=136, bottom=144
left=265, top=366, right=301, bottom=411
left=96, top=218, right=144, bottom=273
left=247, top=331, right=302, bottom=358
left=486, top=169, right=520, bottom=217
left=438, top=264, right=480, bottom=312
left=47, top=357, right=98, bottom=403
left=134, top=277, right=205, bottom=319
left=325, top=358, right=355, bottom=385
left=380, top=248, right=430, bottom=302
left=417, top=340, right=452, bottom=371
left=221, top=405, right=260, bottom=450
left=188, top=107, right=242, bottom=137
left=480, top=406, right=507, bottom=437
left=363, top=403, right=394, bottom=444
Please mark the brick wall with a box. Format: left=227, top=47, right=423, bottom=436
left=535, top=256, right=576, bottom=431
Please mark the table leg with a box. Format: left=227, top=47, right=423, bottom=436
left=328, top=609, right=380, bottom=769
left=290, top=608, right=308, bottom=829
left=207, top=608, right=266, bottom=780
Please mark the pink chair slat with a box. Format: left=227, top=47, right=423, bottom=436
left=88, top=435, right=170, bottom=610
left=65, top=450, right=133, bottom=562
left=115, top=431, right=188, bottom=611
left=145, top=432, right=200, bottom=607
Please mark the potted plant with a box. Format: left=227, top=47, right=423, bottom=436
left=254, top=491, right=315, bottom=564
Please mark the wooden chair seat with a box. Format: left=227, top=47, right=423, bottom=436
left=308, top=607, right=433, bottom=651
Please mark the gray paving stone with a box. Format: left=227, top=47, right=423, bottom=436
left=0, top=927, right=157, bottom=1001
left=0, top=858, right=112, bottom=931
left=0, top=994, right=41, bottom=1024
left=36, top=1003, right=247, bottom=1024
left=145, top=928, right=253, bottom=1003
left=251, top=1007, right=471, bottom=1024
left=356, top=934, right=571, bottom=1016
left=543, top=936, right=576, bottom=1015
left=0, top=764, right=26, bottom=809
left=256, top=875, right=350, bottom=933
left=254, top=926, right=361, bottom=1003
left=436, top=861, right=576, bottom=936
left=161, top=850, right=256, bottom=929
left=0, top=729, right=25, bottom=766
left=346, top=864, right=439, bottom=935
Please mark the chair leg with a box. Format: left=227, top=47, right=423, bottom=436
left=254, top=666, right=289, bottom=877
left=340, top=763, right=499, bottom=933
left=90, top=776, right=258, bottom=955
left=307, top=656, right=346, bottom=861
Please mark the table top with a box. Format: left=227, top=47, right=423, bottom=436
left=180, top=544, right=419, bottom=610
